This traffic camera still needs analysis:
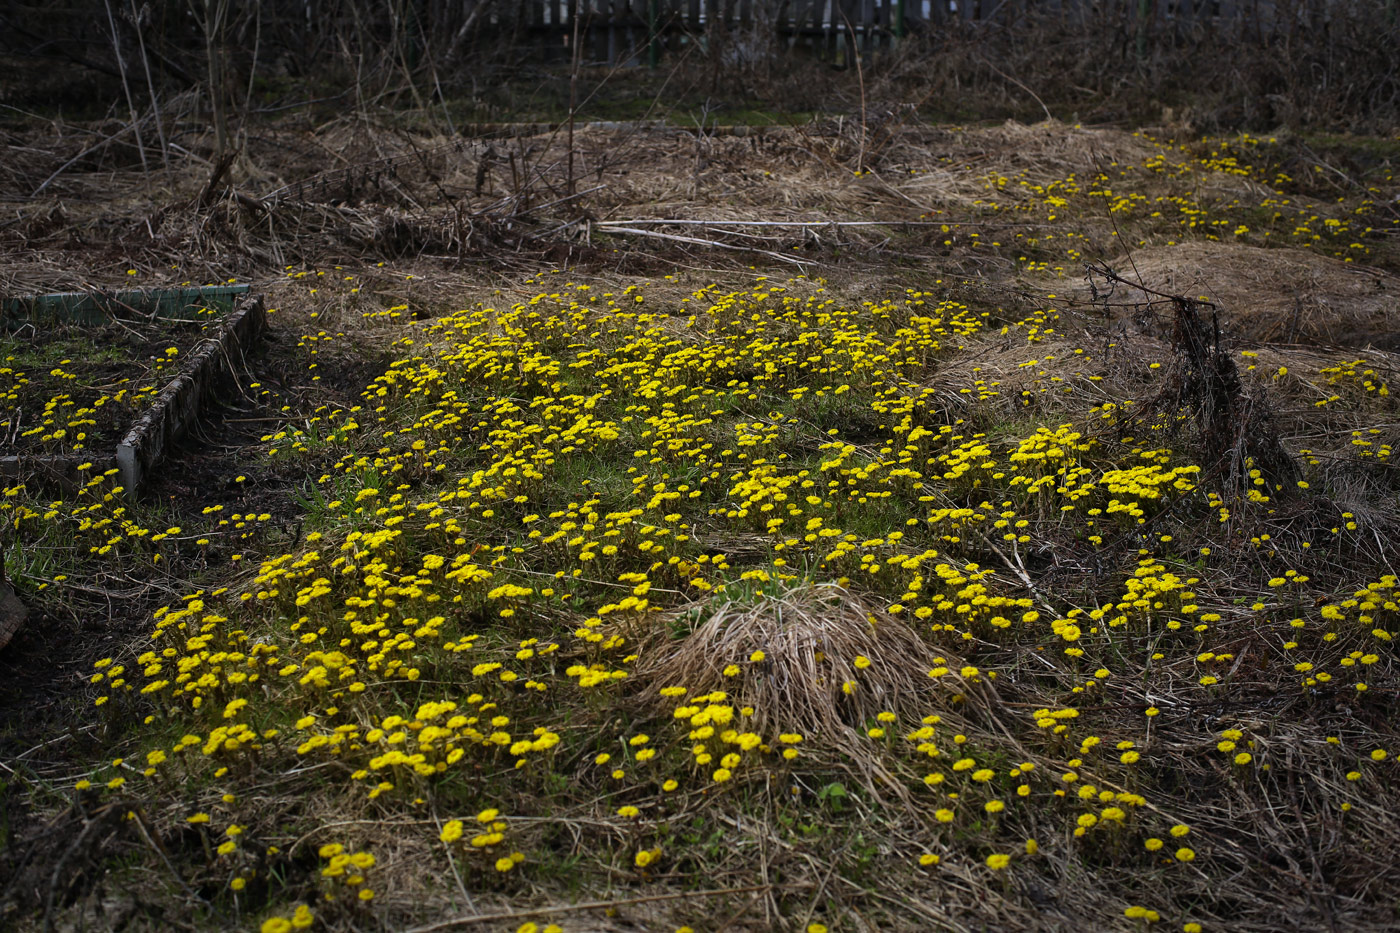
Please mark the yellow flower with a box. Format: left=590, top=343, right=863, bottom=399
left=985, top=853, right=1011, bottom=870
left=1124, top=905, right=1160, bottom=922
left=440, top=820, right=464, bottom=843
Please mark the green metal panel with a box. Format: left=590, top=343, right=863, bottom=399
left=2, top=285, right=251, bottom=330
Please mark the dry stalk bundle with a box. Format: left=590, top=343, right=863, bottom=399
left=639, top=582, right=944, bottom=745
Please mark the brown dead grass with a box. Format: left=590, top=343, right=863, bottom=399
left=1070, top=242, right=1400, bottom=349
left=638, top=583, right=940, bottom=744
left=920, top=333, right=1159, bottom=426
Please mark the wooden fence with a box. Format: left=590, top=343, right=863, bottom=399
left=469, top=0, right=1331, bottom=65
left=5, top=1, right=1371, bottom=89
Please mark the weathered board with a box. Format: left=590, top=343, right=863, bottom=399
left=2, top=284, right=251, bottom=329
left=116, top=296, right=267, bottom=496
left=4, top=291, right=265, bottom=498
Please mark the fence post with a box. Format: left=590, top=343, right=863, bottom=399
left=649, top=0, right=660, bottom=67
left=895, top=0, right=906, bottom=39
left=1136, top=0, right=1150, bottom=60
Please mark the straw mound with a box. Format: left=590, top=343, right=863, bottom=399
left=1073, top=242, right=1399, bottom=348
left=638, top=583, right=942, bottom=743
left=970, top=119, right=1162, bottom=177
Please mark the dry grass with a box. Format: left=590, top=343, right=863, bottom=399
left=639, top=583, right=940, bottom=743
left=1066, top=242, right=1400, bottom=349
left=919, top=333, right=1157, bottom=426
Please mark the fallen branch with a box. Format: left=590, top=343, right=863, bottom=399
left=595, top=225, right=809, bottom=266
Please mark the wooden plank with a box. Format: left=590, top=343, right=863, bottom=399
left=2, top=284, right=251, bottom=329
left=606, top=0, right=618, bottom=64
left=806, top=7, right=819, bottom=55
left=782, top=0, right=799, bottom=39
left=117, top=296, right=266, bottom=497
left=834, top=0, right=850, bottom=65
left=785, top=0, right=803, bottom=49
left=590, top=0, right=605, bottom=63
left=1255, top=0, right=1277, bottom=39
